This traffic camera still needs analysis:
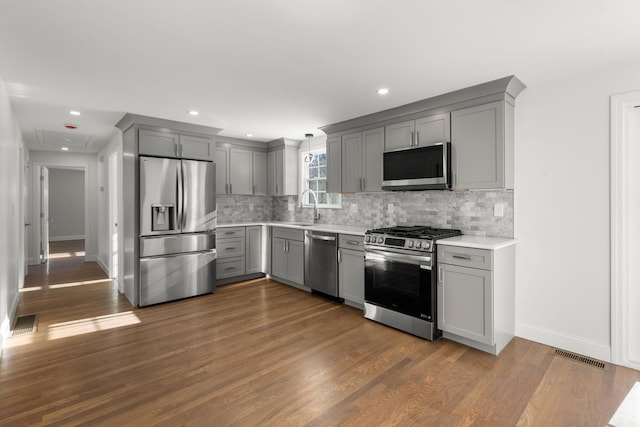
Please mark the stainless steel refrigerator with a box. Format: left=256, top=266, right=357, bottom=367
left=138, top=156, right=216, bottom=306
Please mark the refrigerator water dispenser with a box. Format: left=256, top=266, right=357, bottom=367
left=151, top=204, right=175, bottom=231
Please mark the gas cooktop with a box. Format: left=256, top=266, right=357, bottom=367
left=364, top=225, right=462, bottom=253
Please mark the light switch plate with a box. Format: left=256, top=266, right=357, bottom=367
left=388, top=203, right=394, bottom=214
left=288, top=203, right=295, bottom=211
left=350, top=204, right=358, bottom=213
left=494, top=203, right=505, bottom=217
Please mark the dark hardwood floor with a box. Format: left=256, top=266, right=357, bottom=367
left=2, top=245, right=638, bottom=426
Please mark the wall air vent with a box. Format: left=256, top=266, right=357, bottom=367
left=553, top=348, right=607, bottom=369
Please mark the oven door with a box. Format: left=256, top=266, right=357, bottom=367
left=364, top=249, right=435, bottom=321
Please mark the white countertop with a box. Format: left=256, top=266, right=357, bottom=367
left=218, top=221, right=369, bottom=236
left=437, top=235, right=517, bottom=250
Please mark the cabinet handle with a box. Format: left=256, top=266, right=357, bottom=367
left=438, top=266, right=444, bottom=283
left=229, top=183, right=233, bottom=194
left=224, top=267, right=236, bottom=271
left=360, top=178, right=364, bottom=191
left=224, top=231, right=234, bottom=235
left=346, top=240, right=360, bottom=246
left=225, top=247, right=236, bottom=251
left=452, top=255, right=472, bottom=260
left=283, top=241, right=286, bottom=252
left=415, top=131, right=419, bottom=146
left=275, top=184, right=279, bottom=195
left=253, top=184, right=256, bottom=194
left=410, top=131, right=414, bottom=147
left=338, top=249, right=341, bottom=263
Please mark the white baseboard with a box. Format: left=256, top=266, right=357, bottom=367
left=49, top=235, right=85, bottom=242
left=1, top=292, right=19, bottom=358
left=85, top=254, right=98, bottom=262
left=96, top=257, right=109, bottom=276
left=516, top=322, right=611, bottom=362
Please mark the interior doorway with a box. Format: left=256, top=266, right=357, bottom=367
left=611, top=90, right=640, bottom=371
left=109, top=151, right=120, bottom=291
left=32, top=163, right=88, bottom=266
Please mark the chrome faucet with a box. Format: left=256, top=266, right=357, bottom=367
left=300, top=189, right=320, bottom=224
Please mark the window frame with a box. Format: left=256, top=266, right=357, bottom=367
left=299, top=143, right=341, bottom=209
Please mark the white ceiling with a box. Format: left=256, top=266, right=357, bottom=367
left=1, top=0, right=639, bottom=153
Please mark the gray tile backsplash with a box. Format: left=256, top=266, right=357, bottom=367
left=219, top=191, right=514, bottom=238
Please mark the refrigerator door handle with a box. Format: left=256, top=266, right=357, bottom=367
left=181, top=161, right=188, bottom=230
left=176, top=161, right=183, bottom=231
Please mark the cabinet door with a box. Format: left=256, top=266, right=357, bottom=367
left=341, top=132, right=362, bottom=192
left=215, top=147, right=229, bottom=194
left=179, top=135, right=214, bottom=160
left=438, top=263, right=493, bottom=345
left=139, top=129, right=178, bottom=157
left=252, top=152, right=268, bottom=195
left=245, top=226, right=263, bottom=274
left=451, top=101, right=505, bottom=190
left=267, top=151, right=277, bottom=195
left=415, top=113, right=450, bottom=147
left=339, top=248, right=364, bottom=306
left=287, top=239, right=304, bottom=285
left=326, top=135, right=342, bottom=193
left=271, top=237, right=288, bottom=279
left=229, top=148, right=253, bottom=194
left=385, top=120, right=414, bottom=151
left=362, top=127, right=384, bottom=192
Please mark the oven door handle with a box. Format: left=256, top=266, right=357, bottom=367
left=365, top=250, right=431, bottom=268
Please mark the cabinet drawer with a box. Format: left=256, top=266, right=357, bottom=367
left=217, top=238, right=245, bottom=258
left=217, top=227, right=246, bottom=239
left=216, top=256, right=245, bottom=279
left=437, top=245, right=492, bottom=270
left=339, top=234, right=364, bottom=251
left=272, top=227, right=304, bottom=242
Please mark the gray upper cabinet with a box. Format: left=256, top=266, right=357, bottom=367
left=179, top=135, right=214, bottom=160
left=252, top=152, right=267, bottom=195
left=267, top=146, right=298, bottom=196
left=341, top=132, right=362, bottom=193
left=229, top=148, right=253, bottom=195
left=451, top=101, right=513, bottom=190
left=139, top=130, right=180, bottom=157
left=139, top=130, right=214, bottom=160
left=361, top=127, right=384, bottom=192
left=327, top=127, right=384, bottom=193
left=326, top=135, right=342, bottom=194
left=385, top=113, right=450, bottom=151
left=215, top=147, right=229, bottom=195
left=216, top=146, right=267, bottom=195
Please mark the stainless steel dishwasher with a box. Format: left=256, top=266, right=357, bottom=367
left=304, top=230, right=339, bottom=298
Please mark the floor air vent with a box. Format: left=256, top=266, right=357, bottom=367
left=11, top=314, right=37, bottom=337
left=553, top=348, right=607, bottom=369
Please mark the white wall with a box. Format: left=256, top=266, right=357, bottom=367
left=97, top=132, right=123, bottom=282
left=515, top=59, right=640, bottom=361
left=0, top=76, right=25, bottom=355
left=48, top=169, right=85, bottom=240
left=28, top=151, right=99, bottom=263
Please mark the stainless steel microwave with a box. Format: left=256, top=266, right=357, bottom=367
left=381, top=143, right=451, bottom=190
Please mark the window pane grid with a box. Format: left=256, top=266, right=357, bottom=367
left=302, top=149, right=339, bottom=208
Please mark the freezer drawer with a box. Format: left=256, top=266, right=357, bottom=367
left=139, top=250, right=216, bottom=306
left=140, top=233, right=215, bottom=257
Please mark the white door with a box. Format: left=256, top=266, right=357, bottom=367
left=40, top=166, right=49, bottom=263
left=611, top=91, right=640, bottom=370
left=23, top=156, right=29, bottom=277
left=109, top=152, right=119, bottom=285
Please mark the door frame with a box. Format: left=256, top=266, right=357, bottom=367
left=30, top=161, right=89, bottom=265
left=610, top=90, right=640, bottom=370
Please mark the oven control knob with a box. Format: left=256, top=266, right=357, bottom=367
left=407, top=240, right=414, bottom=248
left=364, top=235, right=370, bottom=243
left=377, top=236, right=384, bottom=243
left=423, top=241, right=430, bottom=250
left=415, top=241, right=422, bottom=249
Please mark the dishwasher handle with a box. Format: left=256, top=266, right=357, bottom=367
left=305, top=231, right=336, bottom=241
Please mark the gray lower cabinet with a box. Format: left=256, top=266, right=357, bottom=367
left=271, top=227, right=304, bottom=286
left=451, top=100, right=513, bottom=190
left=338, top=234, right=364, bottom=308
left=216, top=226, right=264, bottom=284
left=245, top=226, right=262, bottom=274
left=437, top=243, right=515, bottom=355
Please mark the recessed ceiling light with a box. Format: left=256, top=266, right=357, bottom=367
left=377, top=88, right=389, bottom=95
left=188, top=110, right=199, bottom=116
left=246, top=134, right=253, bottom=137
left=69, top=110, right=81, bottom=116
left=61, top=147, right=69, bottom=151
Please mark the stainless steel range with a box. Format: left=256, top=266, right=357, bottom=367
left=363, top=225, right=462, bottom=340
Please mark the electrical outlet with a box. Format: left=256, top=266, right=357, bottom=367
left=494, top=203, right=505, bottom=217
left=350, top=204, right=358, bottom=213
left=288, top=203, right=295, bottom=211
left=388, top=203, right=394, bottom=214
left=249, top=203, right=254, bottom=211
